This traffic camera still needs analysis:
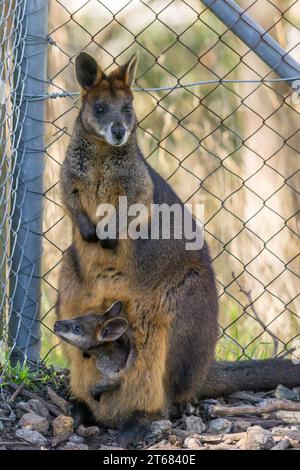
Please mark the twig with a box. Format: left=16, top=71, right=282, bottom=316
left=197, top=432, right=245, bottom=443
left=232, top=272, right=278, bottom=357
left=9, top=383, right=25, bottom=402
left=209, top=399, right=300, bottom=418
left=8, top=383, right=61, bottom=417
left=47, top=386, right=70, bottom=415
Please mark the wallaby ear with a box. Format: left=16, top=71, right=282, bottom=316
left=116, top=52, right=139, bottom=88
left=99, top=317, right=129, bottom=342
left=104, top=301, right=123, bottom=318
left=75, top=52, right=102, bottom=90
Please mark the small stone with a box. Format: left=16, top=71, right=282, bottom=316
left=293, top=387, right=300, bottom=400
left=68, top=434, right=85, bottom=444
left=99, top=445, right=124, bottom=450
left=240, top=426, right=275, bottom=450
left=149, top=420, right=172, bottom=437
left=184, top=416, right=206, bottom=434
left=184, top=436, right=203, bottom=449
left=0, top=420, right=3, bottom=431
left=271, top=439, right=290, bottom=450
left=62, top=441, right=89, bottom=450
left=185, top=403, right=196, bottom=415
left=208, top=419, right=232, bottom=435
left=0, top=446, right=7, bottom=450
left=148, top=443, right=179, bottom=450
left=16, top=428, right=47, bottom=447
left=275, top=384, right=297, bottom=401
left=19, top=412, right=49, bottom=434
left=27, top=399, right=50, bottom=419
left=76, top=424, right=100, bottom=438
left=52, top=415, right=74, bottom=437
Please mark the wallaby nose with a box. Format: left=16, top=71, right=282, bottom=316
left=111, top=123, right=126, bottom=142
left=54, top=320, right=70, bottom=334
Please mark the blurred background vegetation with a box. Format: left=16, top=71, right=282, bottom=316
left=40, top=0, right=300, bottom=366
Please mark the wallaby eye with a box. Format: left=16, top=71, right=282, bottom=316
left=74, top=325, right=82, bottom=334
left=95, top=104, right=104, bottom=114
left=123, top=106, right=132, bottom=115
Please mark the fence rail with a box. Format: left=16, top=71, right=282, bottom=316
left=0, top=0, right=299, bottom=371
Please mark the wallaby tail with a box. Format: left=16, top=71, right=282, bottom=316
left=199, top=359, right=300, bottom=398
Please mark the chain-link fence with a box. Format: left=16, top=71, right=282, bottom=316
left=0, top=0, right=300, bottom=372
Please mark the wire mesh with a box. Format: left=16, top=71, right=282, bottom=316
left=1, top=0, right=300, bottom=372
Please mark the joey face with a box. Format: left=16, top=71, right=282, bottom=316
left=75, top=52, right=138, bottom=147
left=54, top=301, right=127, bottom=350
left=54, top=314, right=101, bottom=350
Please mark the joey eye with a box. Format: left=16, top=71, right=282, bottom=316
left=102, top=327, right=110, bottom=338
left=74, top=325, right=82, bottom=334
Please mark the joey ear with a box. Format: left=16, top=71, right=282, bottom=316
left=99, top=318, right=129, bottom=342
left=116, top=52, right=139, bottom=88
left=75, top=52, right=102, bottom=90
left=105, top=301, right=123, bottom=318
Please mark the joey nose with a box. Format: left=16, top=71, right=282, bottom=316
left=54, top=320, right=69, bottom=334
left=111, top=123, right=126, bottom=142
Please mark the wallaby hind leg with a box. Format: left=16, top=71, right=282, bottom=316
left=118, top=411, right=155, bottom=448
left=70, top=399, right=97, bottom=428
left=90, top=378, right=121, bottom=401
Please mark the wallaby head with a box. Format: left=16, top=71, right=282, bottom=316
left=75, top=52, right=139, bottom=147
left=54, top=300, right=128, bottom=350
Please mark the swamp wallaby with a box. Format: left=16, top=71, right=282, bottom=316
left=56, top=52, right=300, bottom=448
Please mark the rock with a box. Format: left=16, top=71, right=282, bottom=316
left=293, top=387, right=300, bottom=400
left=149, top=420, right=172, bottom=437
left=0, top=446, right=7, bottom=450
left=184, top=416, right=206, bottom=434
left=185, top=403, right=197, bottom=415
left=52, top=415, right=74, bottom=437
left=76, top=424, right=100, bottom=438
left=0, top=420, right=3, bottom=431
left=184, top=436, right=203, bottom=449
left=271, top=439, right=290, bottom=450
left=275, top=384, right=297, bottom=401
left=51, top=432, right=73, bottom=448
left=99, top=445, right=124, bottom=450
left=208, top=419, right=232, bottom=435
left=62, top=441, right=89, bottom=450
left=15, top=428, right=47, bottom=447
left=148, top=443, right=180, bottom=450
left=240, top=426, right=275, bottom=450
left=68, top=434, right=85, bottom=444
left=27, top=399, right=50, bottom=419
left=19, top=412, right=49, bottom=434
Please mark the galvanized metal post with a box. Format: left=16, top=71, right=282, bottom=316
left=9, top=0, right=48, bottom=365
left=201, top=0, right=300, bottom=86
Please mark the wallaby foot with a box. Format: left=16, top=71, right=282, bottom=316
left=90, top=380, right=121, bottom=401
left=118, top=411, right=152, bottom=448
left=70, top=399, right=96, bottom=428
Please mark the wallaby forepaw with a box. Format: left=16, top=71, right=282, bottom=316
left=99, top=238, right=118, bottom=250
left=81, top=225, right=98, bottom=243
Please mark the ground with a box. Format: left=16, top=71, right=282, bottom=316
left=0, top=366, right=300, bottom=450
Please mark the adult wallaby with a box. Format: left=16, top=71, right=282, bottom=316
left=56, top=52, right=300, bottom=447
